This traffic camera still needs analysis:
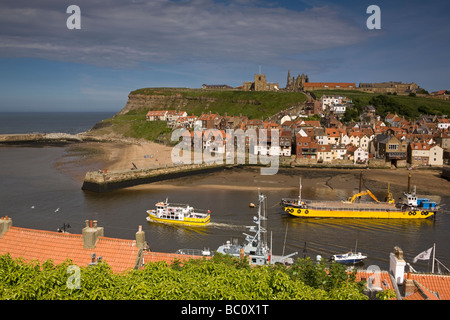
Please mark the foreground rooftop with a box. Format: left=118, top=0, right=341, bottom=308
left=0, top=216, right=449, bottom=299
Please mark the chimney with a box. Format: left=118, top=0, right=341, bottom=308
left=403, top=272, right=416, bottom=297
left=0, top=216, right=12, bottom=238
left=389, top=246, right=406, bottom=285
left=82, top=220, right=103, bottom=249
left=135, top=225, right=146, bottom=250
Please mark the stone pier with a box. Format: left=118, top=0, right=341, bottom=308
left=82, top=163, right=236, bottom=192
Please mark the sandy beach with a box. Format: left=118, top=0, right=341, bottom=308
left=55, top=139, right=450, bottom=198
left=55, top=139, right=174, bottom=181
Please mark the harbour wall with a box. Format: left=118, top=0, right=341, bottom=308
left=0, top=133, right=87, bottom=144
left=81, top=161, right=372, bottom=193
left=81, top=163, right=238, bottom=192
left=442, top=166, right=450, bottom=181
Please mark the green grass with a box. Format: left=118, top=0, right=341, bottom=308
left=89, top=112, right=172, bottom=142
left=90, top=88, right=449, bottom=142
left=130, top=88, right=307, bottom=119
left=311, top=90, right=450, bottom=118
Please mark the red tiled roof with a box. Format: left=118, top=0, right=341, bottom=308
left=326, top=128, right=340, bottom=137
left=304, top=82, right=356, bottom=88
left=0, top=226, right=139, bottom=273
left=318, top=144, right=332, bottom=152
left=0, top=225, right=206, bottom=274
left=406, top=274, right=450, bottom=300
left=199, top=113, right=219, bottom=120
left=146, top=110, right=168, bottom=116
left=355, top=271, right=394, bottom=292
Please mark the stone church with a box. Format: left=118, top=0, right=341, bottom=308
left=285, top=70, right=309, bottom=91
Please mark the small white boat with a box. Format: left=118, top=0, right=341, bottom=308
left=331, top=251, right=367, bottom=264
left=330, top=240, right=367, bottom=264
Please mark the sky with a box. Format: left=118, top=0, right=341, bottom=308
left=0, top=0, right=449, bottom=112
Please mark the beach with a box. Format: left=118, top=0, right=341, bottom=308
left=55, top=138, right=450, bottom=198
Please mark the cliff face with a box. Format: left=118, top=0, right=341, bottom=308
left=116, top=88, right=308, bottom=120
left=117, top=93, right=217, bottom=115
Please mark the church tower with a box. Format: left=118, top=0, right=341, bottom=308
left=286, top=70, right=292, bottom=89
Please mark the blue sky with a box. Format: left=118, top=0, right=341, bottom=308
left=0, top=0, right=449, bottom=112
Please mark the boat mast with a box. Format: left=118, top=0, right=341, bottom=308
left=432, top=243, right=436, bottom=273
left=408, top=173, right=411, bottom=193
left=259, top=192, right=269, bottom=254
left=298, top=177, right=302, bottom=204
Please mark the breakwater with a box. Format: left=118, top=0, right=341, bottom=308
left=82, top=163, right=237, bottom=192
left=0, top=133, right=86, bottom=144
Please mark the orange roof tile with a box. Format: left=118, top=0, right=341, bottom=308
left=0, top=226, right=139, bottom=274
left=408, top=274, right=450, bottom=300
left=355, top=271, right=394, bottom=292
left=304, top=82, right=356, bottom=88
left=0, top=225, right=208, bottom=274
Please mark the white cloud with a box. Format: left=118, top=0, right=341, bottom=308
left=0, top=0, right=371, bottom=68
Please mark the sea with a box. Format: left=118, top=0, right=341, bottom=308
left=0, top=111, right=449, bottom=273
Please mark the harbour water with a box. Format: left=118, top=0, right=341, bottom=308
left=0, top=112, right=115, bottom=134
left=0, top=112, right=449, bottom=273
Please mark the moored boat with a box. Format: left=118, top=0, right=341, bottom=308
left=330, top=240, right=367, bottom=264
left=146, top=199, right=211, bottom=226
left=331, top=251, right=367, bottom=264
left=281, top=174, right=439, bottom=219
left=216, top=192, right=298, bottom=265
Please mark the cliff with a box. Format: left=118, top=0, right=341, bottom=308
left=116, top=88, right=307, bottom=119
left=117, top=92, right=200, bottom=115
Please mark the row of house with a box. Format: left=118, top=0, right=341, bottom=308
left=146, top=108, right=449, bottom=167
left=319, top=95, right=353, bottom=115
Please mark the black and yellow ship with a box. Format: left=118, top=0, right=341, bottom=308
left=281, top=176, right=438, bottom=219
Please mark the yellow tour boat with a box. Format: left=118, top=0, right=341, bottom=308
left=146, top=199, right=211, bottom=226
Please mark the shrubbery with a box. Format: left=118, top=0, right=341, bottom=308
left=0, top=253, right=368, bottom=300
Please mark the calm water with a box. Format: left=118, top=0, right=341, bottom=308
left=0, top=112, right=449, bottom=272
left=0, top=112, right=115, bottom=134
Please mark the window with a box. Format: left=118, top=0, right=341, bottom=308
left=389, top=144, right=398, bottom=150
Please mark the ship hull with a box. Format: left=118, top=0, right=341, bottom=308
left=283, top=205, right=435, bottom=219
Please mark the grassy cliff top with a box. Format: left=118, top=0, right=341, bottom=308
left=129, top=87, right=308, bottom=120
left=88, top=88, right=449, bottom=143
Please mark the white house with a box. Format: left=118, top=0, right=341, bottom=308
left=429, top=145, right=443, bottom=166
left=320, top=95, right=351, bottom=111
left=437, top=119, right=450, bottom=130
left=330, top=104, right=346, bottom=115
left=340, top=133, right=350, bottom=146
left=317, top=144, right=332, bottom=163
left=331, top=144, right=347, bottom=160
left=316, top=132, right=328, bottom=145
left=146, top=110, right=168, bottom=121
left=280, top=115, right=292, bottom=125
left=354, top=147, right=369, bottom=164
left=253, top=145, right=281, bottom=156
left=326, top=128, right=341, bottom=145
left=360, top=135, right=371, bottom=151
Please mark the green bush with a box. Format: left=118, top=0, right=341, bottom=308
left=0, top=253, right=368, bottom=300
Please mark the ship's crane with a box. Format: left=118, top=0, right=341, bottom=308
left=347, top=190, right=380, bottom=203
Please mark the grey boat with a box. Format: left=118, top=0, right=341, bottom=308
left=215, top=192, right=297, bottom=265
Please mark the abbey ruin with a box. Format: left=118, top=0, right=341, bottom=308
left=240, top=70, right=421, bottom=95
